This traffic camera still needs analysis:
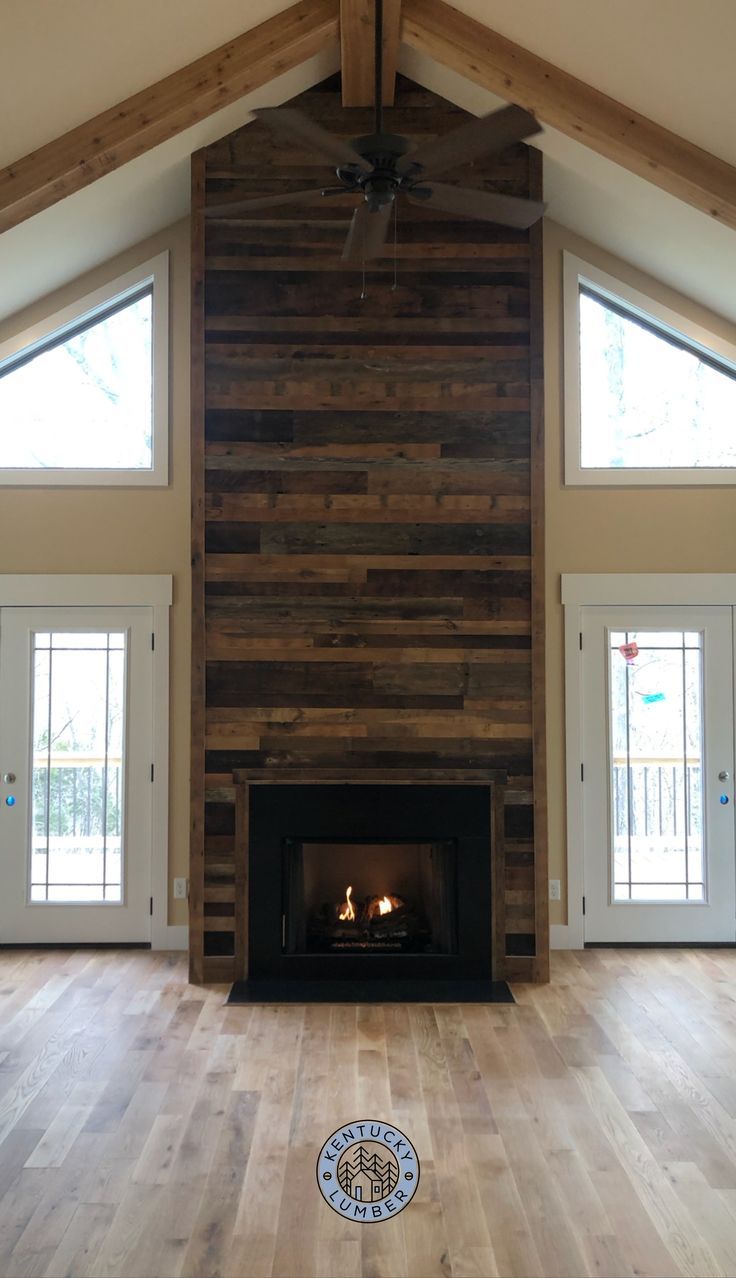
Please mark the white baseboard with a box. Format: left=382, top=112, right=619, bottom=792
left=152, top=924, right=188, bottom=952
left=551, top=923, right=584, bottom=950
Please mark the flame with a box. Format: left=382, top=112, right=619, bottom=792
left=338, top=885, right=356, bottom=921
left=366, top=892, right=403, bottom=919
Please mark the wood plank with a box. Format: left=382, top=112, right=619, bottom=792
left=401, top=0, right=736, bottom=230
left=204, top=493, right=529, bottom=523
left=0, top=0, right=340, bottom=232
left=202, top=956, right=236, bottom=982
left=232, top=767, right=505, bottom=784
left=340, top=0, right=402, bottom=106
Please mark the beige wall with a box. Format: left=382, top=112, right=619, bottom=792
left=4, top=210, right=735, bottom=937
left=0, top=219, right=191, bottom=927
left=543, top=219, right=736, bottom=925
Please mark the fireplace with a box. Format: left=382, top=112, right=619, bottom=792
left=230, top=772, right=510, bottom=1000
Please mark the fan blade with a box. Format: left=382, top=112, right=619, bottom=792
left=206, top=188, right=337, bottom=217
left=398, top=104, right=541, bottom=179
left=409, top=182, right=544, bottom=229
left=253, top=107, right=370, bottom=172
left=342, top=202, right=393, bottom=261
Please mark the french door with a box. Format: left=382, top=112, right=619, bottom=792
left=582, top=606, right=736, bottom=942
left=0, top=606, right=153, bottom=943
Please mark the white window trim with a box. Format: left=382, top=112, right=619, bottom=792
left=563, top=251, right=736, bottom=487
left=0, top=252, right=169, bottom=488
left=0, top=574, right=185, bottom=950
left=556, top=572, right=736, bottom=951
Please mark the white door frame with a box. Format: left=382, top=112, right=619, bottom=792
left=560, top=574, right=736, bottom=950
left=0, top=575, right=183, bottom=950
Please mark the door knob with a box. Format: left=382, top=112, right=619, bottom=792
left=718, top=770, right=730, bottom=781
left=2, top=772, right=15, bottom=784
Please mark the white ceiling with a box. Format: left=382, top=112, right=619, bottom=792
left=1, top=0, right=735, bottom=324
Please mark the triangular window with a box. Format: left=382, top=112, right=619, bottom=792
left=565, top=252, right=736, bottom=484
left=0, top=253, right=168, bottom=485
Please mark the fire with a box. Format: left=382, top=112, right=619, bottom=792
left=366, top=892, right=404, bottom=919
left=338, top=885, right=356, bottom=921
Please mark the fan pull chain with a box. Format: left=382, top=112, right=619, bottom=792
left=392, top=199, right=398, bottom=292
left=360, top=209, right=368, bottom=300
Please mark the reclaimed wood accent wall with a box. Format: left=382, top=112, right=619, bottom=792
left=190, top=76, right=548, bottom=984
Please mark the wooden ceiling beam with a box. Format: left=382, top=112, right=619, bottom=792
left=0, top=0, right=340, bottom=235
left=401, top=0, right=736, bottom=231
left=340, top=0, right=401, bottom=107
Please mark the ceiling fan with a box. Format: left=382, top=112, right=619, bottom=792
left=206, top=0, right=545, bottom=259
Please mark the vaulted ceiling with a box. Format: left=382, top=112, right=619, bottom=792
left=1, top=0, right=735, bottom=323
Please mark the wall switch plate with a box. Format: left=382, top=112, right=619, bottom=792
left=549, top=879, right=561, bottom=901
left=173, top=877, right=188, bottom=900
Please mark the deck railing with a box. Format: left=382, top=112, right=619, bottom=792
left=612, top=760, right=701, bottom=838
left=32, top=761, right=122, bottom=839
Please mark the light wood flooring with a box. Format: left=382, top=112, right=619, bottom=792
left=0, top=948, right=736, bottom=1277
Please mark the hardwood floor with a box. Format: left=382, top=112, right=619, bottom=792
left=0, top=948, right=736, bottom=1277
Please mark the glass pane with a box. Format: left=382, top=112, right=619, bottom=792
left=630, top=884, right=688, bottom=901
left=0, top=293, right=152, bottom=470
left=31, top=631, right=126, bottom=904
left=49, top=632, right=125, bottom=649
left=579, top=289, right=736, bottom=470
left=620, top=631, right=702, bottom=649
left=609, top=630, right=705, bottom=905
left=45, top=885, right=114, bottom=903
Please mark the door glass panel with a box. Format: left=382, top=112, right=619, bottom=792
left=30, top=631, right=126, bottom=903
left=609, top=630, right=704, bottom=902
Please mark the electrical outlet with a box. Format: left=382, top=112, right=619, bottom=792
left=173, top=877, right=188, bottom=900
left=549, top=879, right=561, bottom=901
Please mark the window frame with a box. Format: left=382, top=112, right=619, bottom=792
left=563, top=251, right=736, bottom=486
left=0, top=251, right=169, bottom=487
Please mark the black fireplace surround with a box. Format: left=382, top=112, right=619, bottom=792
left=233, top=782, right=509, bottom=1000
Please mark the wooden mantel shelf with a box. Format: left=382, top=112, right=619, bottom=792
left=232, top=768, right=508, bottom=785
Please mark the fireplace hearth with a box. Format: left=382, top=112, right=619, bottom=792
left=228, top=771, right=510, bottom=1001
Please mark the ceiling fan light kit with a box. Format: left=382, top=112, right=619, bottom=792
left=206, top=0, right=545, bottom=261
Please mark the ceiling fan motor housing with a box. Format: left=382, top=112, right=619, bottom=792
left=337, top=133, right=424, bottom=209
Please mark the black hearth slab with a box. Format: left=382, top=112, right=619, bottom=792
left=226, top=979, right=515, bottom=1004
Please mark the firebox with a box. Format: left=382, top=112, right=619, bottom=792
left=240, top=779, right=504, bottom=994
left=283, top=840, right=458, bottom=956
